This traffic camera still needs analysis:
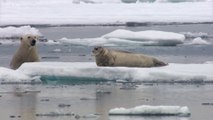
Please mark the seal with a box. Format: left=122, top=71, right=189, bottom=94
left=92, top=46, right=167, bottom=67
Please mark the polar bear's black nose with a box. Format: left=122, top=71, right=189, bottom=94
left=31, top=39, right=36, bottom=46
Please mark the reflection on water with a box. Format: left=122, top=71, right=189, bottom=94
left=19, top=91, right=37, bottom=120
left=0, top=86, right=39, bottom=120
left=0, top=83, right=213, bottom=120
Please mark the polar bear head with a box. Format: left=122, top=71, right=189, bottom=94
left=10, top=34, right=40, bottom=70
left=20, top=34, right=39, bottom=47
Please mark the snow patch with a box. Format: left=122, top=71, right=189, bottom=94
left=1, top=62, right=213, bottom=83
left=17, top=62, right=213, bottom=82
left=0, top=1, right=212, bottom=26
left=103, top=29, right=185, bottom=45
left=59, top=30, right=185, bottom=46
left=181, top=32, right=209, bottom=39
left=0, top=0, right=210, bottom=4
left=0, top=26, right=41, bottom=39
left=0, top=67, right=41, bottom=83
left=59, top=37, right=110, bottom=46
left=103, top=29, right=185, bottom=42
left=190, top=37, right=210, bottom=45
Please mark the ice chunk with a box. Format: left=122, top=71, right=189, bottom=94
left=0, top=67, right=41, bottom=84
left=0, top=26, right=41, bottom=39
left=181, top=32, right=209, bottom=39
left=0, top=67, right=31, bottom=81
left=17, top=62, right=213, bottom=83
left=103, top=29, right=185, bottom=46
left=59, top=30, right=185, bottom=46
left=190, top=37, right=210, bottom=45
left=109, top=105, right=190, bottom=116
left=59, top=37, right=109, bottom=46
left=103, top=29, right=185, bottom=42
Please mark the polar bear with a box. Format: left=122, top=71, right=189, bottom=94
left=10, top=34, right=40, bottom=70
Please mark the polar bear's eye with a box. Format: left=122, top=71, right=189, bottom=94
left=28, top=36, right=31, bottom=39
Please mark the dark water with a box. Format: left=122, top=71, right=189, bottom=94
left=1, top=84, right=213, bottom=120
left=38, top=24, right=213, bottom=40
left=0, top=24, right=213, bottom=120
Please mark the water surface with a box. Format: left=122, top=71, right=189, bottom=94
left=0, top=24, right=213, bottom=120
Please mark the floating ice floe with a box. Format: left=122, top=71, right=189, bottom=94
left=17, top=62, right=213, bottom=83
left=0, top=67, right=41, bottom=84
left=181, top=32, right=209, bottom=39
left=103, top=29, right=185, bottom=42
left=0, top=26, right=42, bottom=45
left=189, top=37, right=210, bottom=45
left=59, top=37, right=109, bottom=46
left=109, top=105, right=190, bottom=117
left=0, top=26, right=41, bottom=39
left=59, top=29, right=185, bottom=46
left=0, top=40, right=20, bottom=45
left=103, top=29, right=185, bottom=46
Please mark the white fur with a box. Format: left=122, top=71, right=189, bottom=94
left=10, top=35, right=40, bottom=70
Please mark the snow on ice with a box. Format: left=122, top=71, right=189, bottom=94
left=71, top=0, right=211, bottom=4
left=0, top=26, right=42, bottom=45
left=0, top=67, right=40, bottom=83
left=59, top=29, right=185, bottom=46
left=103, top=29, right=185, bottom=46
left=0, top=0, right=212, bottom=26
left=190, top=37, right=210, bottom=45
left=0, top=61, right=213, bottom=83
left=15, top=62, right=213, bottom=83
left=58, top=29, right=213, bottom=46
left=0, top=0, right=210, bottom=4
left=0, top=26, right=41, bottom=38
left=59, top=29, right=213, bottom=46
left=103, top=29, right=185, bottom=41
left=109, top=105, right=190, bottom=116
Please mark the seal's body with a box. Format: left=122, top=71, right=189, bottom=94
left=93, top=47, right=167, bottom=67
